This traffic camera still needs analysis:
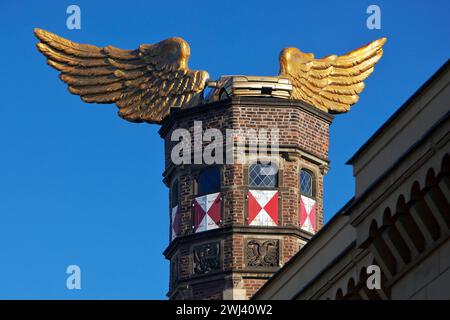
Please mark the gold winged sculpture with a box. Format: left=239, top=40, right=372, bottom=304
left=279, top=37, right=386, bottom=113
left=34, top=28, right=209, bottom=124
left=35, top=28, right=386, bottom=123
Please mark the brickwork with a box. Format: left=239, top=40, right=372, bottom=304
left=160, top=97, right=333, bottom=299
left=243, top=279, right=268, bottom=299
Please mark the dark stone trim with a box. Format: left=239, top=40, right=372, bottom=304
left=163, top=225, right=313, bottom=258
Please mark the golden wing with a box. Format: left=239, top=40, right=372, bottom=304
left=279, top=38, right=386, bottom=113
left=34, top=28, right=209, bottom=124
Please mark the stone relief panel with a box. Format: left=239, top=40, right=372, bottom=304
left=246, top=239, right=279, bottom=268
left=192, top=242, right=221, bottom=275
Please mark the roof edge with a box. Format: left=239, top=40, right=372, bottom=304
left=346, top=59, right=450, bottom=165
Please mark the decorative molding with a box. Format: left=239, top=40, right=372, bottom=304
left=192, top=242, right=221, bottom=275
left=246, top=239, right=279, bottom=268
left=164, top=225, right=312, bottom=258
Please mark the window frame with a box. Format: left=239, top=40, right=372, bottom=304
left=248, top=162, right=279, bottom=189
left=299, top=169, right=315, bottom=198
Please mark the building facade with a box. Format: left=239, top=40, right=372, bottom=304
left=160, top=97, right=333, bottom=299
left=254, top=61, right=450, bottom=300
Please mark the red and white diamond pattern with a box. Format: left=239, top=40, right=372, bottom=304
left=247, top=190, right=278, bottom=226
left=171, top=205, right=180, bottom=241
left=193, top=192, right=221, bottom=233
left=300, top=195, right=316, bottom=233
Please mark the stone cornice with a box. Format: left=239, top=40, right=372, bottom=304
left=163, top=225, right=313, bottom=258
left=159, top=96, right=334, bottom=138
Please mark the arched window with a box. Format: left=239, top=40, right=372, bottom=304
left=198, top=167, right=221, bottom=195
left=249, top=163, right=278, bottom=188
left=171, top=180, right=179, bottom=208
left=300, top=169, right=314, bottom=198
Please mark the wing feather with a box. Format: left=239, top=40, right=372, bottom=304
left=35, top=28, right=209, bottom=123
left=35, top=28, right=104, bottom=58
left=279, top=38, right=386, bottom=113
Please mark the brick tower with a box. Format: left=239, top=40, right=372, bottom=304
left=160, top=96, right=333, bottom=299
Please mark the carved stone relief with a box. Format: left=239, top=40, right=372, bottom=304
left=246, top=239, right=279, bottom=268
left=193, top=242, right=221, bottom=274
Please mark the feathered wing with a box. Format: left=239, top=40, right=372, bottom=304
left=34, top=28, right=209, bottom=123
left=279, top=38, right=386, bottom=113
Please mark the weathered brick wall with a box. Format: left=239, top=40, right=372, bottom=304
left=230, top=102, right=330, bottom=160
left=282, top=235, right=301, bottom=263
left=222, top=164, right=246, bottom=225
left=243, top=279, right=268, bottom=299
left=160, top=97, right=332, bottom=300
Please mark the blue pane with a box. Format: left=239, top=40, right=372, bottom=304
left=199, top=167, right=220, bottom=194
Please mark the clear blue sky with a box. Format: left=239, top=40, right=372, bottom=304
left=0, top=0, right=448, bottom=299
